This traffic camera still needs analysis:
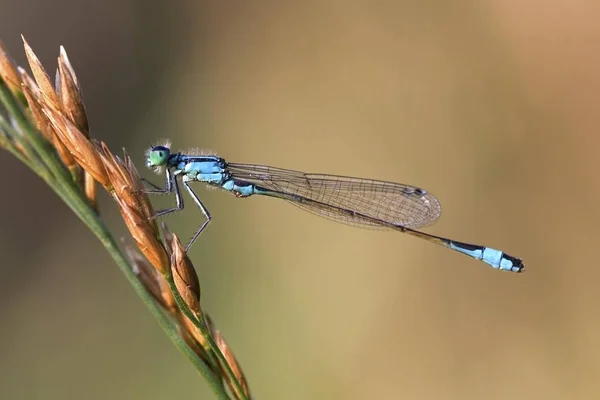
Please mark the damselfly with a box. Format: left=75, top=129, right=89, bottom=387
left=144, top=143, right=524, bottom=272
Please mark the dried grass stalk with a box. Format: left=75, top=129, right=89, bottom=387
left=0, top=37, right=252, bottom=400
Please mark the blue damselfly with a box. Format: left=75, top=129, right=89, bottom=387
left=144, top=143, right=524, bottom=272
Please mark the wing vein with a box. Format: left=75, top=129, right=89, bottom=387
left=227, top=163, right=442, bottom=230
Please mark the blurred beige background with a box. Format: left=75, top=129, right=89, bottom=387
left=1, top=1, right=599, bottom=399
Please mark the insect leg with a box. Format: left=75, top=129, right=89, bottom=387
left=150, top=172, right=185, bottom=219
left=182, top=180, right=212, bottom=252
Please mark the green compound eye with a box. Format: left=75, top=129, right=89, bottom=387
left=146, top=145, right=171, bottom=167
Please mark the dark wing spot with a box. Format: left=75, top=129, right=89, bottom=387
left=401, top=187, right=427, bottom=196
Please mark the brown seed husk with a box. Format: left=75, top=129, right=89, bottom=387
left=42, top=106, right=109, bottom=187
left=22, top=36, right=60, bottom=110
left=0, top=40, right=22, bottom=95
left=57, top=46, right=89, bottom=135
left=19, top=65, right=78, bottom=172
left=115, top=196, right=169, bottom=275
left=171, top=234, right=201, bottom=312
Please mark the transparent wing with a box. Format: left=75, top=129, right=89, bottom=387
left=227, top=163, right=441, bottom=229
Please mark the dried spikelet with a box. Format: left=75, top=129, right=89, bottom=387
left=207, top=315, right=252, bottom=400
left=97, top=143, right=156, bottom=228
left=42, top=106, right=109, bottom=187
left=115, top=196, right=169, bottom=274
left=56, top=46, right=89, bottom=134
left=56, top=46, right=97, bottom=207
left=22, top=38, right=81, bottom=175
left=168, top=233, right=210, bottom=349
left=122, top=149, right=156, bottom=221
left=170, top=234, right=201, bottom=313
left=97, top=142, right=136, bottom=196
left=99, top=144, right=167, bottom=274
left=180, top=312, right=209, bottom=349
left=105, top=151, right=168, bottom=272
left=125, top=244, right=175, bottom=311
left=22, top=36, right=60, bottom=110
left=19, top=70, right=54, bottom=142
left=178, top=324, right=218, bottom=373
left=125, top=244, right=168, bottom=307
left=19, top=66, right=78, bottom=172
left=0, top=40, right=22, bottom=95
